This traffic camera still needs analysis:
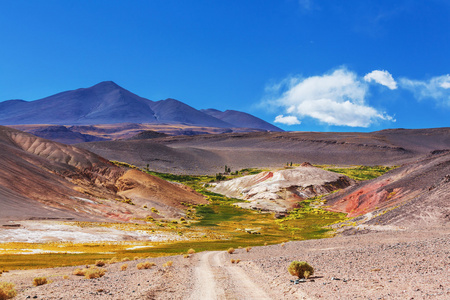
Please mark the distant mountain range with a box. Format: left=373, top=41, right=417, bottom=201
left=0, top=81, right=282, bottom=132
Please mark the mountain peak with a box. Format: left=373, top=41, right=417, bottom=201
left=92, top=81, right=121, bottom=89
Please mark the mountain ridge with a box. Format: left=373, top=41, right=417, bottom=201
left=0, top=81, right=282, bottom=132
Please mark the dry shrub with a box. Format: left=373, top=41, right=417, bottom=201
left=227, top=248, right=235, bottom=254
left=137, top=262, right=155, bottom=270
left=122, top=257, right=130, bottom=262
left=230, top=259, right=236, bottom=264
left=32, top=277, right=48, bottom=286
left=133, top=256, right=141, bottom=261
left=183, top=254, right=190, bottom=258
left=108, top=257, right=119, bottom=264
left=236, top=259, right=241, bottom=264
left=246, top=246, right=251, bottom=252
left=63, top=275, right=69, bottom=280
left=84, top=267, right=106, bottom=279
left=264, top=242, right=268, bottom=246
left=95, top=260, right=106, bottom=267
left=73, top=268, right=85, bottom=276
left=187, top=248, right=195, bottom=255
left=281, top=242, right=285, bottom=247
left=120, top=264, right=128, bottom=271
left=0, top=282, right=16, bottom=300
left=288, top=261, right=314, bottom=279
left=163, top=261, right=173, bottom=268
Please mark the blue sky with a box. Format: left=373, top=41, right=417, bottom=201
left=0, top=0, right=449, bottom=131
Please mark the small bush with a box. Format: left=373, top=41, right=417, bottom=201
left=288, top=261, right=314, bottom=279
left=108, top=257, right=119, bottom=264
left=163, top=261, right=173, bottom=268
left=84, top=267, right=106, bottom=279
left=32, top=277, right=48, bottom=286
left=120, top=264, right=128, bottom=271
left=187, top=248, right=195, bottom=255
left=63, top=275, right=69, bottom=280
left=236, top=259, right=241, bottom=264
left=122, top=257, right=130, bottom=262
left=183, top=254, right=190, bottom=258
left=137, top=262, right=155, bottom=270
left=230, top=259, right=236, bottom=263
left=246, top=246, right=251, bottom=252
left=281, top=242, right=285, bottom=247
left=227, top=248, right=235, bottom=254
left=0, top=282, right=17, bottom=299
left=73, top=268, right=85, bottom=276
left=95, top=260, right=106, bottom=267
left=134, top=256, right=141, bottom=261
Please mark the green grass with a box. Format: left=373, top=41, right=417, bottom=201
left=316, top=165, right=397, bottom=181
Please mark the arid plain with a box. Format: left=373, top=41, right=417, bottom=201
left=0, top=82, right=449, bottom=299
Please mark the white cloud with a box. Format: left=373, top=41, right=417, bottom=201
left=399, top=74, right=450, bottom=105
left=364, top=70, right=398, bottom=90
left=274, top=115, right=301, bottom=125
left=267, top=68, right=394, bottom=127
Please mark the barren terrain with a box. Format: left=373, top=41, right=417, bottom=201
left=77, top=128, right=450, bottom=175
left=2, top=227, right=448, bottom=299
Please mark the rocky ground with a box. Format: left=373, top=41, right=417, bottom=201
left=2, top=226, right=448, bottom=299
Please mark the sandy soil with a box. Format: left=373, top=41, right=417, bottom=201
left=2, top=227, right=448, bottom=299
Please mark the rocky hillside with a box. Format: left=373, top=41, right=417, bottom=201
left=211, top=163, right=355, bottom=214
left=326, top=150, right=450, bottom=227
left=0, top=126, right=206, bottom=223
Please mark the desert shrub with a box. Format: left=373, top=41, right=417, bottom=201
left=73, top=268, right=85, bottom=276
left=95, top=260, right=106, bottom=267
left=227, top=248, right=235, bottom=254
left=264, top=242, right=268, bottom=246
left=63, top=275, right=69, bottom=280
left=236, top=259, right=241, bottom=264
left=0, top=282, right=16, bottom=300
left=134, top=256, right=141, bottom=261
left=230, top=259, right=236, bottom=263
left=163, top=261, right=173, bottom=268
left=187, top=248, right=195, bottom=255
left=122, top=257, right=130, bottom=262
left=288, top=261, right=314, bottom=279
left=183, top=254, right=189, bottom=258
left=84, top=267, right=106, bottom=279
left=137, top=262, right=155, bottom=270
left=246, top=246, right=252, bottom=252
left=32, top=277, right=48, bottom=286
left=120, top=264, right=128, bottom=271
left=281, top=242, right=285, bottom=247
left=108, top=257, right=119, bottom=264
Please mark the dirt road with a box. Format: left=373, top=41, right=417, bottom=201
left=189, top=251, right=273, bottom=300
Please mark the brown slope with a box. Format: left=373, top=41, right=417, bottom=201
left=325, top=150, right=450, bottom=227
left=0, top=126, right=206, bottom=222
left=77, top=128, right=450, bottom=175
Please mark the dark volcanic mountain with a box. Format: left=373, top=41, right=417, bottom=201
left=151, top=99, right=232, bottom=127
left=0, top=81, right=158, bottom=125
left=0, top=81, right=282, bottom=132
left=201, top=108, right=282, bottom=132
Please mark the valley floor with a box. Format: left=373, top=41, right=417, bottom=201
left=2, top=226, right=449, bottom=299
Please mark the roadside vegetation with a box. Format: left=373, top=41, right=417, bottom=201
left=0, top=163, right=394, bottom=270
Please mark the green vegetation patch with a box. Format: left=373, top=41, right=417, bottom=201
left=316, top=165, right=397, bottom=181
